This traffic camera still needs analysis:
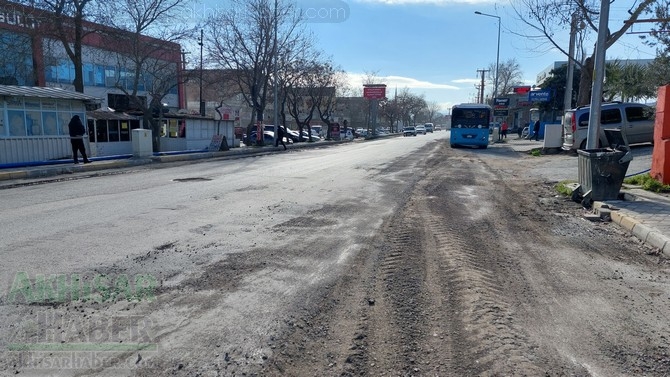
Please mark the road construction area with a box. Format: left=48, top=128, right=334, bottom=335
left=1, top=133, right=668, bottom=376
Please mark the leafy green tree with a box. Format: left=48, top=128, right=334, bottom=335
left=535, top=65, right=581, bottom=114
left=642, top=1, right=670, bottom=88
left=603, top=61, right=656, bottom=102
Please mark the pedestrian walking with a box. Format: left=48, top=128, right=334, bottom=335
left=275, top=125, right=287, bottom=150
left=533, top=119, right=541, bottom=141
left=68, top=115, right=91, bottom=164
left=501, top=120, right=508, bottom=139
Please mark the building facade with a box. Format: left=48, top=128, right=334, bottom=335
left=0, top=1, right=237, bottom=165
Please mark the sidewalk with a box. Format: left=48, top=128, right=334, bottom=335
left=501, top=136, right=670, bottom=258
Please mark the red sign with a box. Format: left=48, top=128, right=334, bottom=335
left=513, top=86, right=531, bottom=94
left=363, top=86, right=386, bottom=99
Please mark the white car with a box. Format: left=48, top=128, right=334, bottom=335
left=415, top=125, right=426, bottom=135
left=340, top=129, right=354, bottom=140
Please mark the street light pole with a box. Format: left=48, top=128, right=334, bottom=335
left=475, top=11, right=500, bottom=102
left=198, top=29, right=205, bottom=116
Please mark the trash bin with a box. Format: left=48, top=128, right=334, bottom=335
left=577, top=129, right=633, bottom=201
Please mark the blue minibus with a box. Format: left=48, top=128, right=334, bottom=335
left=450, top=104, right=492, bottom=149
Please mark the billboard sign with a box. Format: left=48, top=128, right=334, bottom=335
left=528, top=89, right=551, bottom=102
left=493, top=98, right=509, bottom=108
left=363, top=86, right=386, bottom=99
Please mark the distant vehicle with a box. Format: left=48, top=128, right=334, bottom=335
left=354, top=128, right=367, bottom=138
left=415, top=125, right=427, bottom=135
left=562, top=102, right=655, bottom=150
left=424, top=123, right=434, bottom=133
left=247, top=130, right=277, bottom=146
left=403, top=126, right=417, bottom=136
left=311, top=125, right=323, bottom=137
left=434, top=125, right=442, bottom=131
left=450, top=104, right=491, bottom=149
left=340, top=129, right=354, bottom=140
left=301, top=130, right=320, bottom=141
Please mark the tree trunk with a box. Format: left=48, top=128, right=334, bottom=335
left=577, top=56, right=594, bottom=107
left=72, top=15, right=84, bottom=93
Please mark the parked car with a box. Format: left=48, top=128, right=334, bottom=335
left=287, top=129, right=299, bottom=142
left=247, top=130, right=276, bottom=146
left=424, top=123, right=434, bottom=133
left=340, top=129, right=354, bottom=140
left=562, top=102, right=655, bottom=150
left=415, top=125, right=427, bottom=135
left=301, top=130, right=320, bottom=141
left=403, top=126, right=417, bottom=136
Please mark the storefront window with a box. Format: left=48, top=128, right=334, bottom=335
left=58, top=112, right=71, bottom=135
left=120, top=121, right=130, bottom=141
left=42, top=112, right=58, bottom=135
left=96, top=120, right=108, bottom=142
left=8, top=110, right=26, bottom=136
left=108, top=121, right=120, bottom=142
left=26, top=112, right=42, bottom=135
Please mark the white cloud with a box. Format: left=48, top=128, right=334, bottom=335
left=452, top=78, right=480, bottom=84
left=346, top=73, right=460, bottom=90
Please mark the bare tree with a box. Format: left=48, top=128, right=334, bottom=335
left=315, top=69, right=346, bottom=139
left=19, top=0, right=99, bottom=92
left=426, top=101, right=441, bottom=123
left=511, top=0, right=655, bottom=105
left=97, top=0, right=193, bottom=151
left=206, top=0, right=309, bottom=143
left=486, top=58, right=524, bottom=98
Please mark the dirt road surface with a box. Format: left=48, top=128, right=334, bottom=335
left=259, top=143, right=670, bottom=376
left=2, top=138, right=669, bottom=376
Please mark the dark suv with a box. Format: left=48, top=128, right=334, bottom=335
left=561, top=102, right=655, bottom=150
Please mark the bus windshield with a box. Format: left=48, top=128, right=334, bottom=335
left=451, top=108, right=490, bottom=127
left=450, top=104, right=491, bottom=149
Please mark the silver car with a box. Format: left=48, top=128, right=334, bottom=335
left=562, top=102, right=655, bottom=150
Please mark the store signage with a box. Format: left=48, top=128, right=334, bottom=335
left=493, top=98, right=509, bottom=108
left=363, top=86, right=386, bottom=99
left=0, top=7, right=39, bottom=29
left=529, top=89, right=551, bottom=102
left=513, top=86, right=531, bottom=94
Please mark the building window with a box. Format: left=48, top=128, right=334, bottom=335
left=42, top=112, right=59, bottom=135
left=8, top=110, right=26, bottom=136
left=96, top=120, right=108, bottom=142
left=26, top=111, right=42, bottom=135
left=0, top=30, right=34, bottom=86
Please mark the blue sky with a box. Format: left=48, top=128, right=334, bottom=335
left=194, top=0, right=658, bottom=113
left=303, top=0, right=658, bottom=112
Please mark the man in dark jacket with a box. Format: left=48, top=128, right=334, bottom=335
left=275, top=125, right=287, bottom=150
left=533, top=119, right=541, bottom=141
left=68, top=115, right=91, bottom=164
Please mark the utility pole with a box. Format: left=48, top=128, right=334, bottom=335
left=477, top=69, right=489, bottom=104
left=198, top=29, right=205, bottom=116
left=586, top=0, right=610, bottom=149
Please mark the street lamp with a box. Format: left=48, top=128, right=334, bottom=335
left=475, top=11, right=500, bottom=102
left=198, top=29, right=205, bottom=116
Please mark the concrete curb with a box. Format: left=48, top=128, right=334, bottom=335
left=601, top=200, right=670, bottom=258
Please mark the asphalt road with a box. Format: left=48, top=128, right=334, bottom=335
left=1, top=132, right=668, bottom=376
